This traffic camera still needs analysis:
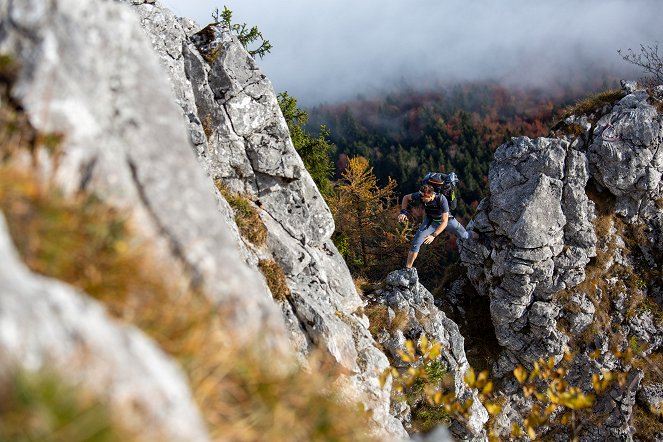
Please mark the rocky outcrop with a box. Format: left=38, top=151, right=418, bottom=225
left=589, top=86, right=663, bottom=221
left=368, top=269, right=489, bottom=440
left=460, top=136, right=584, bottom=373
left=124, top=2, right=406, bottom=438
left=459, top=82, right=663, bottom=440
left=0, top=214, right=209, bottom=441
left=461, top=83, right=662, bottom=370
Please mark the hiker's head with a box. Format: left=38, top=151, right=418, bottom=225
left=419, top=184, right=435, bottom=202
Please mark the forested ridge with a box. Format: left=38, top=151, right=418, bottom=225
left=307, top=78, right=620, bottom=222
left=298, top=77, right=624, bottom=287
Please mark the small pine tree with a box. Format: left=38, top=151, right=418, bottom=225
left=212, top=6, right=272, bottom=59
left=277, top=92, right=335, bottom=197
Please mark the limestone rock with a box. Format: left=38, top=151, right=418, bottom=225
left=637, top=383, right=663, bottom=413
left=371, top=269, right=489, bottom=440
left=461, top=81, right=663, bottom=439
left=0, top=214, right=209, bottom=441
left=122, top=2, right=405, bottom=438
left=588, top=370, right=643, bottom=441
left=0, top=0, right=290, bottom=352
left=589, top=90, right=663, bottom=220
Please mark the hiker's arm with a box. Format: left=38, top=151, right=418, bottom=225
left=424, top=213, right=448, bottom=244
left=398, top=194, right=413, bottom=222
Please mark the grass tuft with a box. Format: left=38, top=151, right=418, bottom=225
left=559, top=89, right=625, bottom=119
left=201, top=113, right=214, bottom=139
left=0, top=369, right=131, bottom=442
left=215, top=179, right=268, bottom=246
left=258, top=259, right=291, bottom=302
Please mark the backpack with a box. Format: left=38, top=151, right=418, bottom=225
left=422, top=172, right=459, bottom=211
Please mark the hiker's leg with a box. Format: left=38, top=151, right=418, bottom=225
left=406, top=251, right=418, bottom=268
left=447, top=217, right=478, bottom=240
left=408, top=219, right=436, bottom=267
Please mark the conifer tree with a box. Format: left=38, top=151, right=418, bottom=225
left=330, top=156, right=398, bottom=272
left=277, top=92, right=335, bottom=197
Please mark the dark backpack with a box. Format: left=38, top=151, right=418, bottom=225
left=422, top=172, right=459, bottom=211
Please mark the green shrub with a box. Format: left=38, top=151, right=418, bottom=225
left=278, top=92, right=335, bottom=197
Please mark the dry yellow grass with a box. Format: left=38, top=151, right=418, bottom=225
left=215, top=179, right=268, bottom=246
left=258, top=259, right=291, bottom=302
left=560, top=89, right=625, bottom=119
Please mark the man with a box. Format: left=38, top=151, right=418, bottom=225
left=398, top=184, right=476, bottom=268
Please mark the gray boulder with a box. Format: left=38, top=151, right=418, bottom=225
left=589, top=90, right=663, bottom=220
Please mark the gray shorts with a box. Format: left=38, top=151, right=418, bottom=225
left=409, top=216, right=469, bottom=252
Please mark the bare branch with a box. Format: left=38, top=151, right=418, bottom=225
left=618, top=42, right=663, bottom=84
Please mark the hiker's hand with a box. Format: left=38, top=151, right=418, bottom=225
left=398, top=213, right=407, bottom=223
left=424, top=234, right=436, bottom=245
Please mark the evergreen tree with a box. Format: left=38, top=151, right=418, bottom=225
left=277, top=92, right=335, bottom=197
left=212, top=6, right=272, bottom=59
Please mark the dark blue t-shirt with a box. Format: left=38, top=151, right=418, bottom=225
left=411, top=192, right=449, bottom=220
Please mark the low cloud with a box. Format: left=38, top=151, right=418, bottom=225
left=161, top=0, right=662, bottom=105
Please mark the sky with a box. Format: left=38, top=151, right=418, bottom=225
left=160, top=0, right=663, bottom=106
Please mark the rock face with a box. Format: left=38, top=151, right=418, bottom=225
left=460, top=136, right=584, bottom=373
left=460, top=82, right=663, bottom=440
left=2, top=0, right=661, bottom=440
left=589, top=89, right=663, bottom=220
left=0, top=0, right=289, bottom=348
left=461, top=85, right=663, bottom=370
left=368, top=269, right=489, bottom=440
left=124, top=2, right=407, bottom=438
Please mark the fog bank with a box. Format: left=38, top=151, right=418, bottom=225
left=160, top=0, right=662, bottom=105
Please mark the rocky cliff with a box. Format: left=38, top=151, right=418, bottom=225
left=0, top=0, right=416, bottom=440
left=123, top=1, right=409, bottom=438
left=457, top=81, right=663, bottom=440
